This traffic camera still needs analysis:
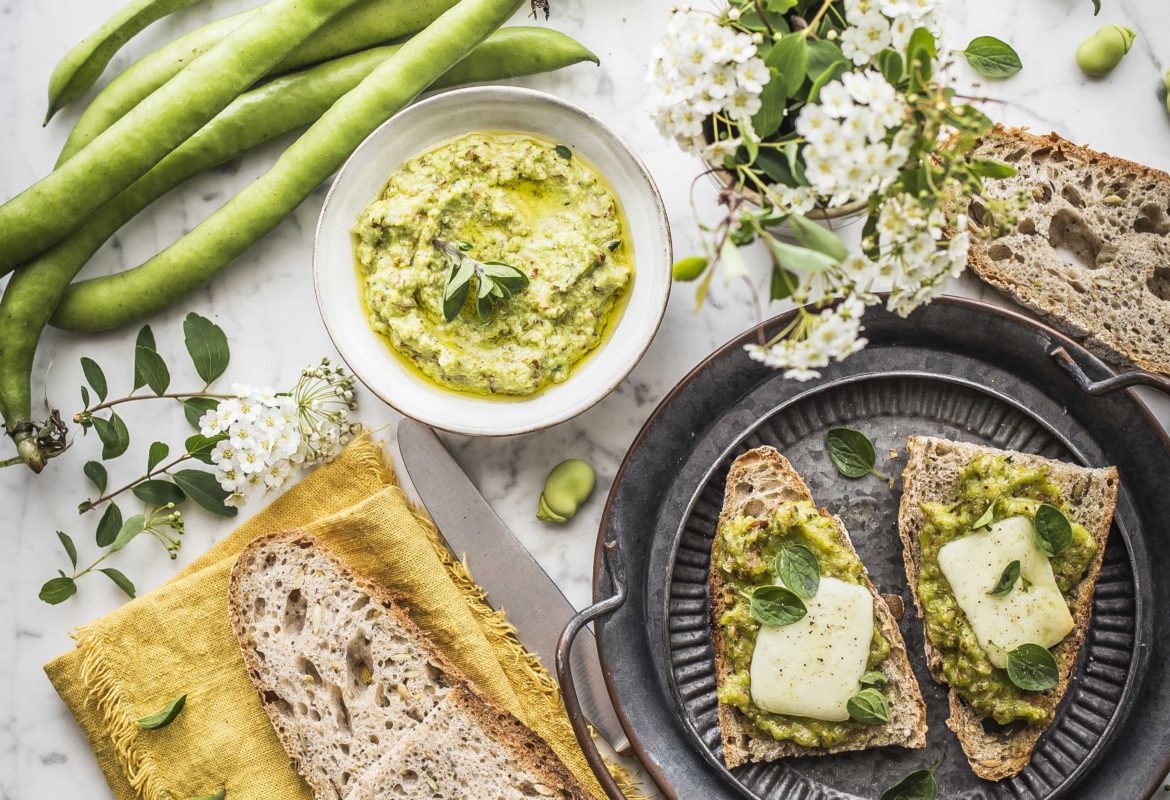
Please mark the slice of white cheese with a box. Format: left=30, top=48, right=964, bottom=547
left=937, top=515, right=1074, bottom=669
left=749, top=576, right=873, bottom=721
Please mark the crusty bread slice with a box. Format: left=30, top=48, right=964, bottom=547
left=229, top=531, right=463, bottom=799
left=897, top=436, right=1119, bottom=780
left=962, top=127, right=1170, bottom=375
left=710, top=447, right=927, bottom=769
left=345, top=686, right=589, bottom=800
left=228, top=531, right=588, bottom=800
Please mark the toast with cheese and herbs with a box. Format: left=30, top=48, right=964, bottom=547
left=961, top=127, right=1170, bottom=376
left=228, top=531, right=589, bottom=800
left=898, top=436, right=1118, bottom=780
left=709, top=447, right=927, bottom=769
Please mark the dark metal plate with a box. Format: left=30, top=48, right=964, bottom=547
left=594, top=298, right=1169, bottom=800
left=665, top=367, right=1138, bottom=799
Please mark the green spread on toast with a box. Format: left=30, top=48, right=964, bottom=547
left=714, top=501, right=890, bottom=748
left=917, top=454, right=1096, bottom=726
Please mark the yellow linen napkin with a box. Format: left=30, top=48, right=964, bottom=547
left=44, top=435, right=629, bottom=800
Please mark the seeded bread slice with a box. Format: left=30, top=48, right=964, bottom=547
left=897, top=436, right=1118, bottom=780
left=229, top=531, right=466, bottom=799
left=962, top=127, right=1170, bottom=375
left=345, top=685, right=589, bottom=800
left=710, top=447, right=927, bottom=769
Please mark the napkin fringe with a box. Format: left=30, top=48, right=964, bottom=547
left=390, top=481, right=645, bottom=800
left=77, top=624, right=174, bottom=800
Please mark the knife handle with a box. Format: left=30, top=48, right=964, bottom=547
left=556, top=540, right=631, bottom=800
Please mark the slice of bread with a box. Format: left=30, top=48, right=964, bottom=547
left=962, top=127, right=1170, bottom=375
left=228, top=531, right=588, bottom=800
left=710, top=447, right=927, bottom=769
left=345, top=686, right=588, bottom=800
left=897, top=436, right=1119, bottom=780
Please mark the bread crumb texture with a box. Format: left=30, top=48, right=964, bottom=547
left=966, top=128, right=1170, bottom=375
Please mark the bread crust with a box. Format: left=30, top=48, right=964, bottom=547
left=228, top=530, right=589, bottom=800
left=897, top=436, right=1119, bottom=780
left=962, top=126, right=1170, bottom=377
left=709, top=447, right=927, bottom=769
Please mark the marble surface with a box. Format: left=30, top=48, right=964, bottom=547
left=2, top=0, right=1170, bottom=796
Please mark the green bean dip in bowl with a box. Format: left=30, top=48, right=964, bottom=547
left=314, top=86, right=671, bottom=436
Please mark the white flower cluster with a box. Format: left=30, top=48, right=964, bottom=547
left=199, top=359, right=360, bottom=508
left=745, top=296, right=868, bottom=381
left=647, top=9, right=770, bottom=162
left=745, top=194, right=971, bottom=381
left=840, top=0, right=941, bottom=66
left=796, top=71, right=910, bottom=207
left=852, top=194, right=970, bottom=317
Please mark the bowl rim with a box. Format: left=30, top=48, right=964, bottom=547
left=312, top=84, right=673, bottom=437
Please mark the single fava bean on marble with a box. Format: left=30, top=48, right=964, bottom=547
left=1075, top=25, right=1135, bottom=76
left=537, top=459, right=596, bottom=523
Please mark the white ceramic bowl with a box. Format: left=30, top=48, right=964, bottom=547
left=314, top=86, right=672, bottom=436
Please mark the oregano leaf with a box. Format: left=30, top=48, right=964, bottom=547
left=1006, top=643, right=1060, bottom=691
left=137, top=695, right=186, bottom=730
left=959, top=36, right=1023, bottom=78
left=749, top=585, right=807, bottom=627
left=826, top=427, right=877, bottom=478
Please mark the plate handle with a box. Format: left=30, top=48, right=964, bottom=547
left=556, top=539, right=631, bottom=800
left=1050, top=346, right=1170, bottom=398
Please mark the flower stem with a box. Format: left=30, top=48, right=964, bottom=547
left=803, top=0, right=834, bottom=35
left=72, top=549, right=113, bottom=581
left=78, top=391, right=232, bottom=421
left=0, top=454, right=23, bottom=469
left=82, top=453, right=195, bottom=513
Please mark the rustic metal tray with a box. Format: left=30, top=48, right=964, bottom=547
left=556, top=297, right=1170, bottom=800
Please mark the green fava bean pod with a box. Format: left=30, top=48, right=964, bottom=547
left=0, top=0, right=366, bottom=274
left=51, top=0, right=527, bottom=332
left=1075, top=25, right=1136, bottom=77
left=56, top=0, right=461, bottom=164
left=45, top=0, right=205, bottom=123
left=537, top=460, right=597, bottom=523
left=0, top=28, right=597, bottom=471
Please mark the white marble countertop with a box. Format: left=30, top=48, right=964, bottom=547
left=2, top=0, right=1169, bottom=796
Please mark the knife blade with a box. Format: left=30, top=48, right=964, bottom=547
left=396, top=419, right=630, bottom=753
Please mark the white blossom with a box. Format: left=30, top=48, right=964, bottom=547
left=199, top=359, right=360, bottom=509
left=647, top=10, right=770, bottom=156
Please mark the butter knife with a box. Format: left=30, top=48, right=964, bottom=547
left=396, top=419, right=630, bottom=753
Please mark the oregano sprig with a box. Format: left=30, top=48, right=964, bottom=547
left=433, top=238, right=529, bottom=322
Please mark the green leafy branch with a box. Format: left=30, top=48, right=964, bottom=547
left=39, top=502, right=184, bottom=605
left=41, top=313, right=239, bottom=607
